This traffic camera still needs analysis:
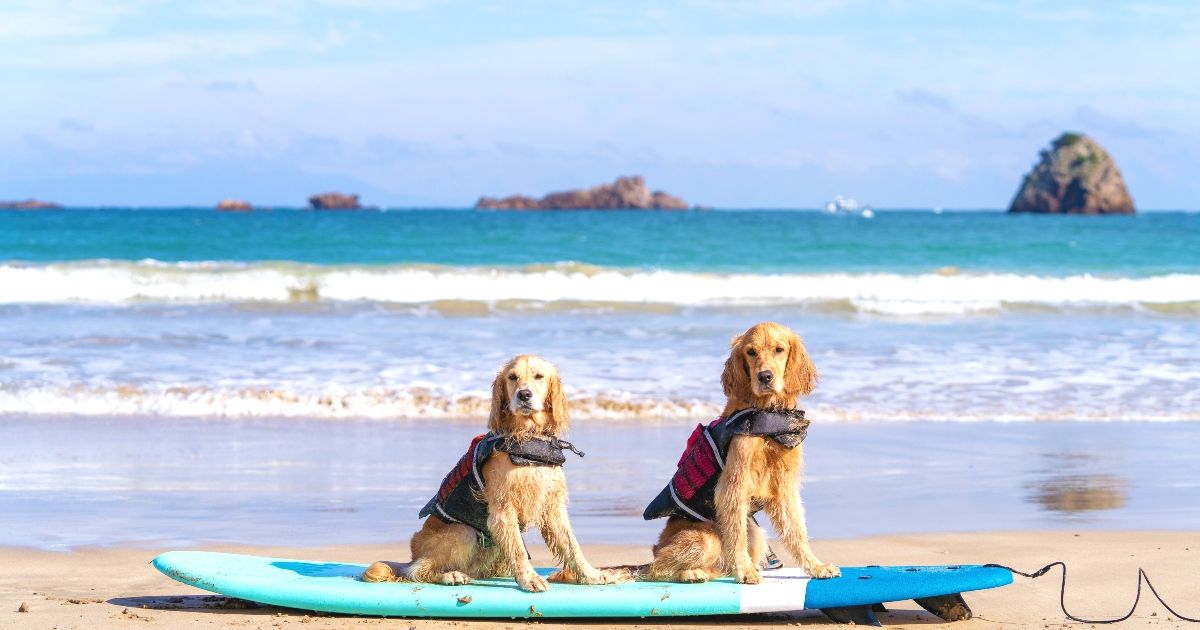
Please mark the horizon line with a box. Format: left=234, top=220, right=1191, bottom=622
left=3, top=206, right=1195, bottom=213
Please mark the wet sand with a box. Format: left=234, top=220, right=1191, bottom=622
left=3, top=531, right=1199, bottom=629
left=4, top=417, right=1200, bottom=550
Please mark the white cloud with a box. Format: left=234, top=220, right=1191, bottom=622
left=0, top=30, right=348, bottom=71
left=0, top=1, right=143, bottom=40
left=313, top=0, right=444, bottom=10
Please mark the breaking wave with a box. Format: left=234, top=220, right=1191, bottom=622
left=0, top=385, right=718, bottom=421
left=1, top=260, right=1199, bottom=316
left=3, top=385, right=1199, bottom=422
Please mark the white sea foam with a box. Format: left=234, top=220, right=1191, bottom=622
left=1, top=260, right=1198, bottom=315
left=0, top=385, right=716, bottom=420
left=2, top=384, right=1198, bottom=422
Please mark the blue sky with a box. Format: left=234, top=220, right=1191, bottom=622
left=2, top=0, right=1198, bottom=208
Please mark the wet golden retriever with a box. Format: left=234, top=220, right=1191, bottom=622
left=361, top=355, right=612, bottom=591
left=646, top=322, right=839, bottom=583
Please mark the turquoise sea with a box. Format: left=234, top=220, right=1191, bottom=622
left=2, top=208, right=1200, bottom=548
left=4, top=208, right=1198, bottom=273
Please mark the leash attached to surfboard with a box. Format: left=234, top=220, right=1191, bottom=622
left=987, top=562, right=1200, bottom=624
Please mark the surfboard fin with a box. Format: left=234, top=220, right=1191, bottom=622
left=913, top=593, right=973, bottom=621
left=820, top=605, right=882, bottom=626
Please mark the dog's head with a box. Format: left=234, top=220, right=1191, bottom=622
left=722, top=322, right=818, bottom=409
left=488, top=354, right=568, bottom=439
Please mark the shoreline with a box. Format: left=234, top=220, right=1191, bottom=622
left=3, top=531, right=1197, bottom=629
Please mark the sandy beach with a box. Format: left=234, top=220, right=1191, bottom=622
left=3, top=531, right=1197, bottom=629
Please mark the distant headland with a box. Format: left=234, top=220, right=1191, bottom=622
left=1008, top=133, right=1135, bottom=215
left=0, top=199, right=60, bottom=209
left=475, top=176, right=689, bottom=210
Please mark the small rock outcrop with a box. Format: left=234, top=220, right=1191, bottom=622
left=0, top=199, right=60, bottom=209
left=1008, top=133, right=1135, bottom=215
left=216, top=199, right=252, bottom=212
left=476, top=176, right=688, bottom=210
left=308, top=192, right=361, bottom=210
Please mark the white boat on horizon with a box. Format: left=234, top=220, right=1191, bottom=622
left=823, top=196, right=874, bottom=218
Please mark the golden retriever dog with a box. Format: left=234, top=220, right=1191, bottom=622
left=361, top=354, right=613, bottom=592
left=644, top=322, right=839, bottom=584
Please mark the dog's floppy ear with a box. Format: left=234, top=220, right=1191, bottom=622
left=721, top=332, right=752, bottom=401
left=545, top=371, right=569, bottom=435
left=487, top=361, right=511, bottom=434
left=784, top=331, right=819, bottom=397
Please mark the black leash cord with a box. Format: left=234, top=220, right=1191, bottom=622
left=985, top=562, right=1200, bottom=624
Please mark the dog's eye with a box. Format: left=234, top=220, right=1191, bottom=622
left=534, top=373, right=544, bottom=380
left=507, top=373, right=517, bottom=381
left=775, top=346, right=784, bottom=354
left=746, top=348, right=757, bottom=357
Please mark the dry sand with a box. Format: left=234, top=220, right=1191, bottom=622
left=2, top=531, right=1197, bottom=629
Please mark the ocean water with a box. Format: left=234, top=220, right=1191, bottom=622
left=1, top=208, right=1198, bottom=422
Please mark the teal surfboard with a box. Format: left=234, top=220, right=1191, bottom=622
left=153, top=551, right=1011, bottom=619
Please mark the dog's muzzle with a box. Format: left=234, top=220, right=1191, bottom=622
left=753, top=371, right=781, bottom=395
left=512, top=388, right=537, bottom=414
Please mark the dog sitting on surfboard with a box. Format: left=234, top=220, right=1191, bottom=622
left=362, top=355, right=616, bottom=591
left=644, top=322, right=840, bottom=583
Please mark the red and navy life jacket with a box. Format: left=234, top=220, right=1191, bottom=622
left=643, top=408, right=810, bottom=523
left=419, top=432, right=584, bottom=544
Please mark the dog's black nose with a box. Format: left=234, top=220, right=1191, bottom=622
left=516, top=388, right=533, bottom=402
left=757, top=370, right=774, bottom=385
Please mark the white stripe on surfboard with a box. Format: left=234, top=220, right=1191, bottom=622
left=738, top=568, right=811, bottom=613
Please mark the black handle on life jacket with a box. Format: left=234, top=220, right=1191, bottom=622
left=551, top=437, right=585, bottom=458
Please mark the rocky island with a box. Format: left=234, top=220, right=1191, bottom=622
left=0, top=199, right=60, bottom=209
left=476, top=176, right=688, bottom=210
left=1008, top=133, right=1135, bottom=215
left=308, top=192, right=361, bottom=210
left=216, top=199, right=253, bottom=212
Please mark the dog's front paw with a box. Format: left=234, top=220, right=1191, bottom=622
left=440, top=570, right=471, bottom=585
left=600, top=567, right=635, bottom=584
left=806, top=561, right=840, bottom=579
left=733, top=562, right=762, bottom=585
left=518, top=572, right=549, bottom=592
left=576, top=568, right=610, bottom=585
left=678, top=568, right=711, bottom=583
